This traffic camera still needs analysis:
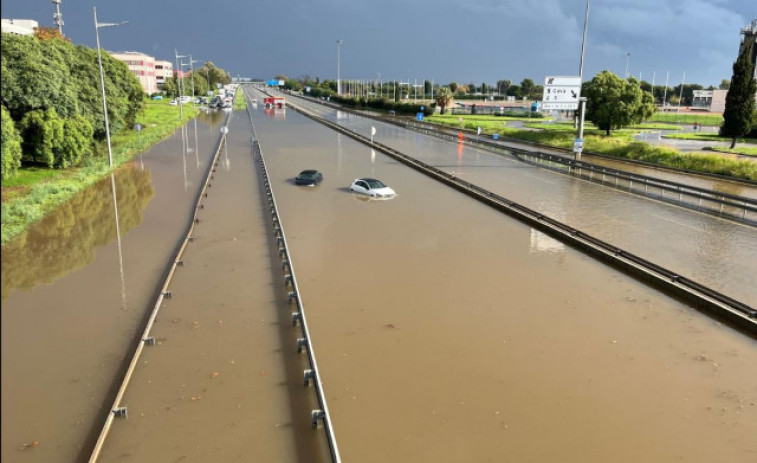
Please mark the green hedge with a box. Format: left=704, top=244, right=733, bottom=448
left=330, top=95, right=434, bottom=116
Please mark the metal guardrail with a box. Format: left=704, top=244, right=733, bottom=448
left=243, top=86, right=342, bottom=463
left=284, top=96, right=757, bottom=337
left=88, top=110, right=232, bottom=463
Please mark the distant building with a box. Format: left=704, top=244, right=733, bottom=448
left=154, top=60, right=173, bottom=88
left=1, top=19, right=38, bottom=36
left=691, top=90, right=728, bottom=113
left=109, top=51, right=157, bottom=95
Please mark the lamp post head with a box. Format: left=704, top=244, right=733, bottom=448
left=337, top=39, right=343, bottom=45
left=97, top=20, right=127, bottom=29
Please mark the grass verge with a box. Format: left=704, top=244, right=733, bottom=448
left=1, top=99, right=199, bottom=245
left=426, top=115, right=757, bottom=181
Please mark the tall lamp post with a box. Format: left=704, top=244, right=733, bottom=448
left=336, top=39, right=343, bottom=95
left=94, top=7, right=126, bottom=168
left=625, top=51, right=631, bottom=78
left=574, top=0, right=590, bottom=159
left=189, top=55, right=201, bottom=109
left=175, top=50, right=187, bottom=121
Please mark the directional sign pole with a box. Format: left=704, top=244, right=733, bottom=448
left=574, top=98, right=587, bottom=160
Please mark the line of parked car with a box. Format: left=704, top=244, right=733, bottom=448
left=295, top=170, right=396, bottom=199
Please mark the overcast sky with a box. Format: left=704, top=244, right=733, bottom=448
left=3, top=0, right=755, bottom=87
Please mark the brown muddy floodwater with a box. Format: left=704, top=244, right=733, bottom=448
left=247, top=89, right=757, bottom=463
left=1, top=113, right=225, bottom=463
left=290, top=95, right=757, bottom=308
left=96, top=111, right=327, bottom=462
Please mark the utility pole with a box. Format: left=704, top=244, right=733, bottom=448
left=52, top=0, right=64, bottom=35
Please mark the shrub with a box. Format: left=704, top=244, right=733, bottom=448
left=19, top=108, right=64, bottom=168
left=1, top=105, right=23, bottom=179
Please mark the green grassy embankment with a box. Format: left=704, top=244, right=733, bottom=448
left=1, top=99, right=199, bottom=245
left=425, top=114, right=757, bottom=181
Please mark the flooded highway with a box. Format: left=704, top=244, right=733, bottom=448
left=95, top=111, right=327, bottom=462
left=1, top=112, right=225, bottom=463
left=247, top=87, right=756, bottom=462
left=1, top=88, right=755, bottom=463
left=285, top=93, right=757, bottom=307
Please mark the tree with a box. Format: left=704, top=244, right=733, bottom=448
left=434, top=87, right=454, bottom=114
left=583, top=71, right=647, bottom=135
left=284, top=78, right=301, bottom=91
left=481, top=83, right=489, bottom=95
left=19, top=108, right=64, bottom=167
left=1, top=105, right=23, bottom=179
left=520, top=79, right=535, bottom=99
left=196, top=61, right=231, bottom=90
left=636, top=90, right=656, bottom=123
left=719, top=79, right=731, bottom=90
left=34, top=26, right=70, bottom=42
left=496, top=79, right=511, bottom=95
left=449, top=82, right=458, bottom=93
left=57, top=116, right=93, bottom=168
left=424, top=80, right=432, bottom=97
left=720, top=39, right=756, bottom=148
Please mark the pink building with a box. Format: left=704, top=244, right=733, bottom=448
left=109, top=51, right=157, bottom=95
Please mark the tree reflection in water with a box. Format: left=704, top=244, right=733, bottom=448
left=1, top=165, right=154, bottom=301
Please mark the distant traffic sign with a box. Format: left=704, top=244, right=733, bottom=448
left=574, top=137, right=584, bottom=153
left=542, top=76, right=581, bottom=110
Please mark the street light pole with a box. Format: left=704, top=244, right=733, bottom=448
left=663, top=71, right=670, bottom=108
left=175, top=50, right=187, bottom=121
left=189, top=55, right=200, bottom=110
left=336, top=39, right=343, bottom=95
left=575, top=0, right=590, bottom=159
left=625, top=51, right=631, bottom=78
left=93, top=7, right=127, bottom=168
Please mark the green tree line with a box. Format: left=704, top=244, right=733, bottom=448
left=159, top=61, right=232, bottom=99
left=1, top=32, right=144, bottom=179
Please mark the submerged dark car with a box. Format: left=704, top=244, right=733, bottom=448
left=295, top=170, right=323, bottom=186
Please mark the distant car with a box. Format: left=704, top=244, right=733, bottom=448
left=169, top=99, right=178, bottom=106
left=151, top=95, right=163, bottom=100
left=295, top=170, right=323, bottom=186
left=349, top=178, right=395, bottom=198
left=179, top=95, right=192, bottom=104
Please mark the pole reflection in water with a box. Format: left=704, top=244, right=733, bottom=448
left=181, top=124, right=188, bottom=191
left=109, top=172, right=129, bottom=310
left=193, top=116, right=200, bottom=170
left=370, top=148, right=376, bottom=175
left=337, top=133, right=343, bottom=175
left=223, top=132, right=230, bottom=171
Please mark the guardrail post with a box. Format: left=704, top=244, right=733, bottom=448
left=303, top=369, right=315, bottom=386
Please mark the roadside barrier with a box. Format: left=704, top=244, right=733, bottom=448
left=88, top=110, right=232, bottom=462
left=243, top=86, right=342, bottom=463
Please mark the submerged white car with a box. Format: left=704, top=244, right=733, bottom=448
left=349, top=178, right=396, bottom=198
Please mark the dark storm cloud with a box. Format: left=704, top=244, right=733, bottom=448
left=2, top=0, right=755, bottom=86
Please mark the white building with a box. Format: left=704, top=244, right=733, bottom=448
left=155, top=60, right=173, bottom=88
left=1, top=19, right=38, bottom=36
